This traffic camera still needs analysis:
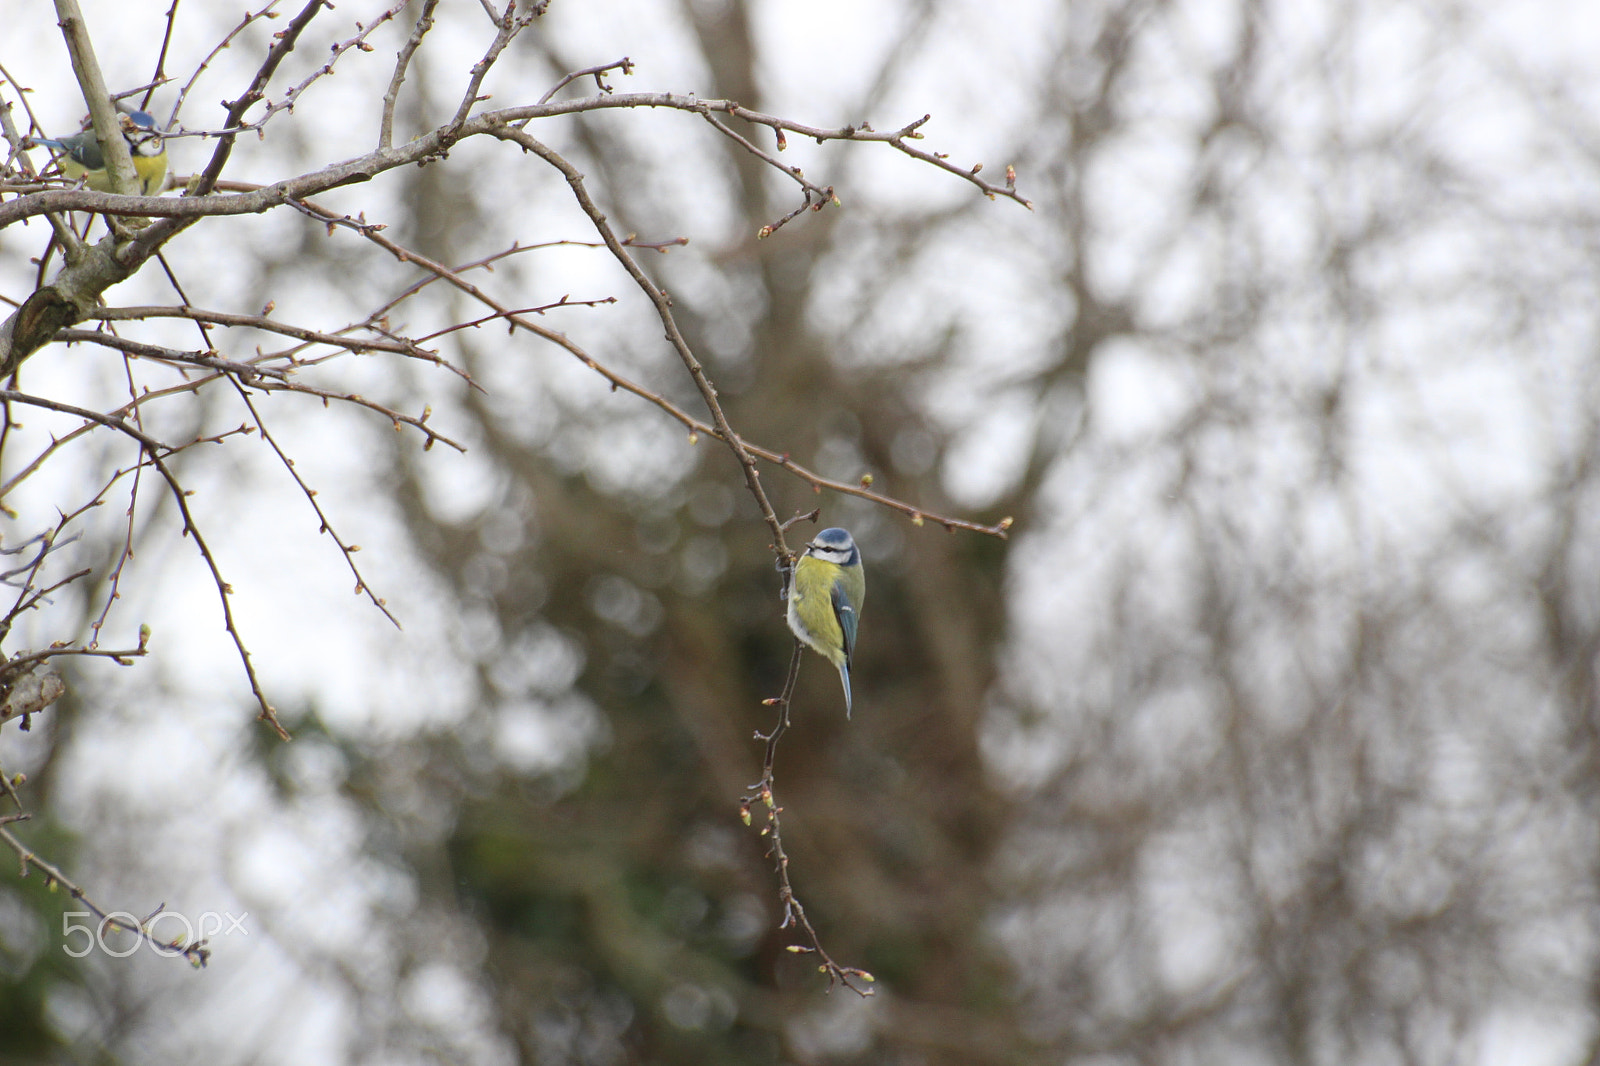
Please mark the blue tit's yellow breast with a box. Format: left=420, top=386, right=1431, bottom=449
left=132, top=151, right=168, bottom=196
left=59, top=155, right=102, bottom=189
left=790, top=556, right=846, bottom=661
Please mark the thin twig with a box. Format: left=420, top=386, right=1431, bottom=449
left=90, top=345, right=151, bottom=649
left=740, top=641, right=875, bottom=996
left=50, top=330, right=466, bottom=452
left=503, top=130, right=795, bottom=560
left=0, top=822, right=210, bottom=967
left=230, top=383, right=401, bottom=627
left=143, top=0, right=182, bottom=112
left=0, top=530, right=84, bottom=644
left=89, top=304, right=471, bottom=381
left=278, top=205, right=1003, bottom=535
left=262, top=2, right=412, bottom=134
left=0, top=383, right=251, bottom=500
left=187, top=0, right=330, bottom=200
left=145, top=447, right=290, bottom=741
left=0, top=389, right=289, bottom=739
left=535, top=56, right=633, bottom=107
left=0, top=389, right=170, bottom=453
left=413, top=295, right=618, bottom=342
left=444, top=0, right=538, bottom=133
left=2, top=634, right=150, bottom=679
left=0, top=93, right=1034, bottom=231
left=168, top=2, right=281, bottom=128
left=379, top=0, right=439, bottom=149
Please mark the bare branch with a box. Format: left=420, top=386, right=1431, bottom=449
left=536, top=56, right=634, bottom=107
left=0, top=821, right=210, bottom=967
left=445, top=0, right=540, bottom=132
left=0, top=93, right=1034, bottom=230
left=280, top=202, right=1002, bottom=535
left=741, top=641, right=875, bottom=996
left=85, top=306, right=468, bottom=375
left=230, top=383, right=402, bottom=628
left=379, top=0, right=439, bottom=149
left=500, top=129, right=795, bottom=560
left=145, top=446, right=289, bottom=741
left=167, top=2, right=282, bottom=128
left=187, top=0, right=331, bottom=200
left=54, top=0, right=143, bottom=197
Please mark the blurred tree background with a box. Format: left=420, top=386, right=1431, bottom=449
left=5, top=1, right=1600, bottom=1064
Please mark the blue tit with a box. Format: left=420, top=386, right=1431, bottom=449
left=786, top=527, right=867, bottom=718
left=32, top=110, right=167, bottom=196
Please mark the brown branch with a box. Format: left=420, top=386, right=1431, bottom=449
left=0, top=528, right=87, bottom=647
left=740, top=641, right=875, bottom=996
left=187, top=0, right=330, bottom=199
left=281, top=202, right=1004, bottom=536
left=262, top=1, right=412, bottom=134
left=2, top=633, right=150, bottom=683
left=54, top=0, right=143, bottom=197
left=145, top=446, right=290, bottom=740
left=0, top=388, right=171, bottom=453
left=11, top=75, right=1013, bottom=526
left=229, top=382, right=401, bottom=628
left=0, top=93, right=1033, bottom=231
left=168, top=1, right=281, bottom=128
left=50, top=329, right=466, bottom=452
left=80, top=453, right=148, bottom=648
left=0, top=390, right=288, bottom=739
left=380, top=0, right=440, bottom=149
left=363, top=237, right=680, bottom=325
left=0, top=821, right=210, bottom=967
left=142, top=0, right=182, bottom=113
left=87, top=357, right=144, bottom=649
left=413, top=295, right=618, bottom=342
left=85, top=306, right=468, bottom=377
left=535, top=57, right=634, bottom=107
left=365, top=240, right=558, bottom=321
left=0, top=382, right=256, bottom=500
left=694, top=108, right=836, bottom=236
left=501, top=129, right=796, bottom=561
left=444, top=0, right=540, bottom=133
left=250, top=378, right=461, bottom=452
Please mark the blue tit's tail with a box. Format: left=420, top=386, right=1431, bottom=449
left=839, top=662, right=853, bottom=719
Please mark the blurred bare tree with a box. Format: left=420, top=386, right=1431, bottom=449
left=7, top=0, right=1600, bottom=1064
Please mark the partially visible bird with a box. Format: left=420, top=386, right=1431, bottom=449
left=786, top=527, right=867, bottom=718
left=31, top=110, right=167, bottom=196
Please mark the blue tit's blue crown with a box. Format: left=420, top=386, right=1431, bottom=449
left=120, top=111, right=164, bottom=157
left=807, top=527, right=859, bottom=566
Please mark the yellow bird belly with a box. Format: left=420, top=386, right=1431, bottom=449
left=787, top=557, right=846, bottom=667
left=63, top=153, right=167, bottom=195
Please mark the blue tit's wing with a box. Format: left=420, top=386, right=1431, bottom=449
left=832, top=580, right=858, bottom=665
left=34, top=132, right=103, bottom=170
